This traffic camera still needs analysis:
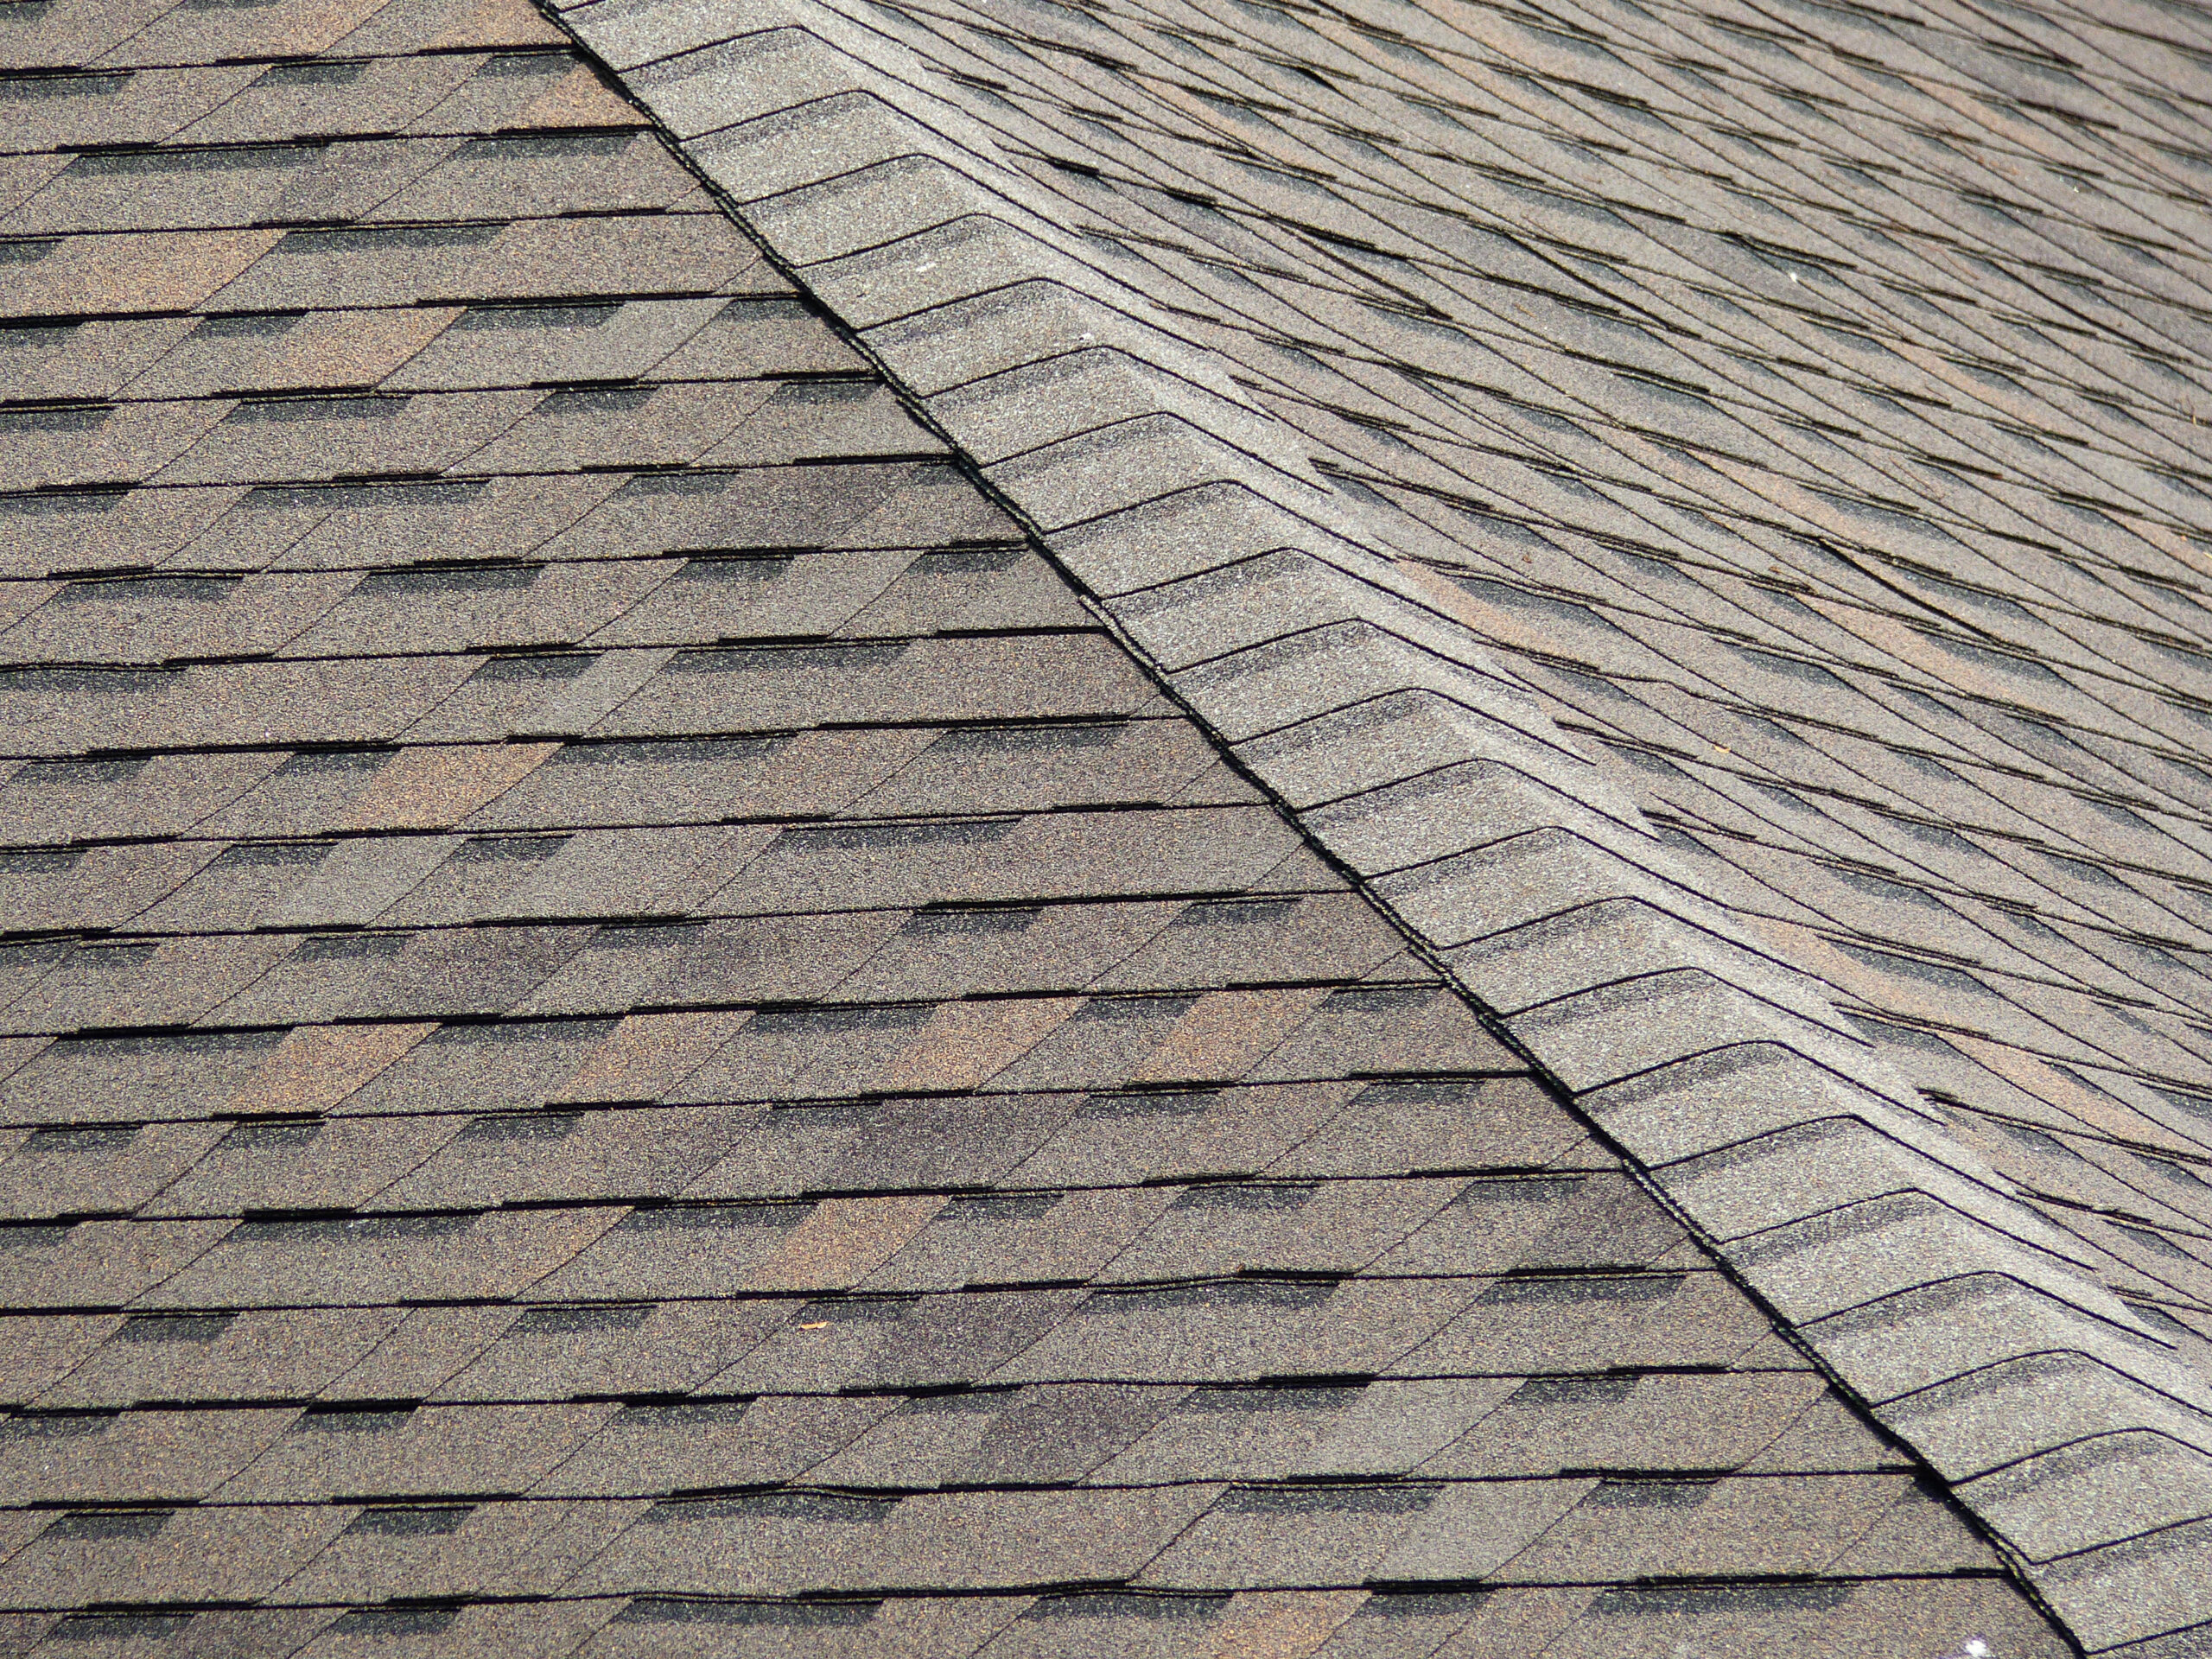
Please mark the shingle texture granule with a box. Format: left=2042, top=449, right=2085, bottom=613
left=0, top=0, right=2204, bottom=1649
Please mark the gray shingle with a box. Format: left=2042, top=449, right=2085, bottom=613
left=0, top=1404, right=294, bottom=1504
left=1399, top=1272, right=1777, bottom=1376
left=709, top=1289, right=1083, bottom=1394
left=0, top=1502, right=349, bottom=1611
left=142, top=1210, right=619, bottom=1308
left=201, top=214, right=777, bottom=313
left=1419, top=1370, right=1830, bottom=1479
left=574, top=1484, right=1117, bottom=1596
left=995, top=1277, right=1478, bottom=1385
left=214, top=1401, right=619, bottom=1502
left=1139, top=1483, right=1438, bottom=1591
left=436, top=1299, right=779, bottom=1402
left=1541, top=1579, right=2075, bottom=1659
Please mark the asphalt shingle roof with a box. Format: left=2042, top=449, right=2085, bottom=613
left=1, top=0, right=2205, bottom=1648
left=515, top=0, right=2212, bottom=1645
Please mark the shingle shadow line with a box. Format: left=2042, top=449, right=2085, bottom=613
left=1366, top=821, right=1708, bottom=905
left=633, top=1468, right=1891, bottom=1504
left=648, top=1475, right=1369, bottom=1504
left=10, top=202, right=665, bottom=267
left=34, top=1599, right=259, bottom=1618
left=0, top=925, right=90, bottom=945
left=1951, top=1423, right=2212, bottom=1499
left=0, top=306, right=204, bottom=328
left=0, top=732, right=1201, bottom=773
left=1700, top=785, right=2212, bottom=898
left=0, top=714, right=1165, bottom=774
left=108, top=852, right=1255, bottom=911
left=781, top=1166, right=1508, bottom=1202
left=401, top=286, right=733, bottom=313
left=59, top=139, right=334, bottom=165
left=1495, top=953, right=1876, bottom=1051
left=1530, top=1032, right=1949, bottom=1138
left=19, top=893, right=1345, bottom=953
left=64, top=454, right=983, bottom=502
left=0, top=1045, right=1492, bottom=1093
left=2, top=449, right=981, bottom=510
left=0, top=509, right=1007, bottom=564
left=0, top=1356, right=1742, bottom=1416
left=572, top=1580, right=1154, bottom=1605
left=607, top=17, right=834, bottom=79
left=327, top=1491, right=531, bottom=1507
left=1357, top=1568, right=2016, bottom=1597
left=3, top=1208, right=133, bottom=1224
left=29, top=120, right=518, bottom=161
left=27, top=966, right=1400, bottom=1023
left=17, top=40, right=579, bottom=80
left=1159, top=608, right=1505, bottom=690
left=1353, top=457, right=1855, bottom=568
left=0, top=620, right=1103, bottom=671
left=1876, top=1346, right=2212, bottom=1433
left=1727, top=1185, right=2120, bottom=1285
left=1802, top=1267, right=2184, bottom=1354
left=976, top=399, right=1319, bottom=488
left=0, top=1355, right=1736, bottom=1406
left=671, top=80, right=974, bottom=158
left=1953, top=1111, right=2212, bottom=1179
left=1953, top=1173, right=2212, bottom=1243
left=1833, top=1004, right=2173, bottom=1071
left=163, top=1567, right=2011, bottom=1619
left=0, top=1097, right=1576, bottom=1149
left=0, top=1052, right=1504, bottom=1100
left=6, top=361, right=910, bottom=408
left=1236, top=721, right=1604, bottom=811
left=0, top=1162, right=1563, bottom=1206
left=1640, top=1110, right=1974, bottom=1184
left=469, top=366, right=878, bottom=396
left=2034, top=1502, right=2212, bottom=1572
left=1, top=1065, right=1520, bottom=1121
left=0, top=1262, right=1685, bottom=1321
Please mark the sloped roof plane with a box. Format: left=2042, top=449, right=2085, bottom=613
left=547, top=0, right=2212, bottom=1647
left=0, top=0, right=2205, bottom=1649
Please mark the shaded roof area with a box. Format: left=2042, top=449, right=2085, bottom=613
left=0, top=0, right=2079, bottom=1655
left=549, top=0, right=2212, bottom=1645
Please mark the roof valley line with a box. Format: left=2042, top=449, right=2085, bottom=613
left=547, top=0, right=2212, bottom=1648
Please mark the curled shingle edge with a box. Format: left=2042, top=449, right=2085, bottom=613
left=553, top=0, right=2212, bottom=1646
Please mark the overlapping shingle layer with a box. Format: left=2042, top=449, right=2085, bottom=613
left=0, top=0, right=2075, bottom=1652
left=550, top=0, right=2212, bottom=1645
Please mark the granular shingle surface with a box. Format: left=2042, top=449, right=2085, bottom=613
left=513, top=0, right=2212, bottom=1644
left=0, top=0, right=2196, bottom=1649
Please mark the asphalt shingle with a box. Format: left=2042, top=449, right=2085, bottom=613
left=0, top=0, right=2109, bottom=1646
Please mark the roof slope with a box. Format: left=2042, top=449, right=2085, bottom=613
left=0, top=0, right=2075, bottom=1654
left=551, top=0, right=2212, bottom=1647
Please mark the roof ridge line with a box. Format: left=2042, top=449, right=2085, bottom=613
left=552, top=0, right=2211, bottom=1643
